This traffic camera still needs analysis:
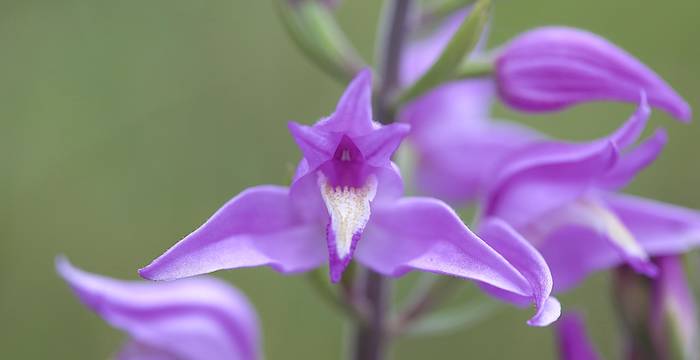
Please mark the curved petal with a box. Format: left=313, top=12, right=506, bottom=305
left=484, top=97, right=650, bottom=227
left=58, top=258, right=260, bottom=360
left=139, top=185, right=325, bottom=281
left=478, top=219, right=561, bottom=326
left=556, top=313, right=602, bottom=360
left=604, top=193, right=700, bottom=256
left=600, top=128, right=667, bottom=190
left=357, top=197, right=531, bottom=297
left=484, top=139, right=618, bottom=228
left=496, top=27, right=691, bottom=121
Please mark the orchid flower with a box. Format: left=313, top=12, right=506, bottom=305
left=481, top=96, right=700, bottom=291
left=139, top=70, right=559, bottom=326
left=57, top=257, right=261, bottom=360
left=495, top=27, right=691, bottom=121
left=555, top=313, right=601, bottom=360
left=399, top=8, right=700, bottom=296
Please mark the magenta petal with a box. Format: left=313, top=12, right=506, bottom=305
left=357, top=197, right=531, bottom=297
left=139, top=185, right=324, bottom=281
left=496, top=27, right=691, bottom=121
left=478, top=219, right=560, bottom=326
left=317, top=69, right=375, bottom=136
left=556, top=313, right=602, bottom=360
left=484, top=98, right=652, bottom=227
left=352, top=123, right=410, bottom=167
left=604, top=193, right=700, bottom=256
left=600, top=128, right=667, bottom=189
left=288, top=122, right=339, bottom=170
left=484, top=139, right=617, bottom=228
left=58, top=257, right=261, bottom=360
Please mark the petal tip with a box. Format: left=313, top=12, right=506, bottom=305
left=527, top=297, right=561, bottom=327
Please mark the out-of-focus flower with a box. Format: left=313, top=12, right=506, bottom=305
left=555, top=312, right=601, bottom=360
left=651, top=256, right=698, bottom=360
left=400, top=11, right=699, bottom=295
left=495, top=27, right=691, bottom=121
left=139, top=70, right=559, bottom=326
left=57, top=257, right=261, bottom=360
left=399, top=8, right=538, bottom=204
left=482, top=96, right=700, bottom=291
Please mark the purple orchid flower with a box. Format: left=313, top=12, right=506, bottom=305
left=399, top=11, right=700, bottom=295
left=139, top=69, right=560, bottom=326
left=57, top=257, right=261, bottom=360
left=555, top=312, right=601, bottom=360
left=482, top=96, right=700, bottom=292
left=650, top=256, right=698, bottom=359
left=495, top=27, right=691, bottom=121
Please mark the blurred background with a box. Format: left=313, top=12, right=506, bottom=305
left=2, top=0, right=699, bottom=358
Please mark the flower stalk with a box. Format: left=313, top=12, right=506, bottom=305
left=349, top=1, right=413, bottom=359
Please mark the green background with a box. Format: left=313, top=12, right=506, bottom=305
left=2, top=0, right=699, bottom=358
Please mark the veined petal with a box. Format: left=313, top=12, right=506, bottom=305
left=357, top=197, right=532, bottom=297
left=603, top=193, right=700, bottom=256
left=478, top=219, right=561, bottom=326
left=317, top=69, right=375, bottom=136
left=556, top=313, right=602, bottom=360
left=318, top=173, right=377, bottom=282
left=139, top=185, right=325, bottom=281
left=58, top=258, right=261, bottom=360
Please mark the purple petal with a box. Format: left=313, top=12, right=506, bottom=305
left=58, top=257, right=261, bottom=360
left=352, top=123, right=410, bottom=167
left=139, top=185, right=325, bottom=281
left=496, top=27, right=691, bottom=121
left=478, top=219, right=561, bottom=326
left=603, top=193, right=700, bottom=256
left=484, top=97, right=652, bottom=228
left=484, top=138, right=618, bottom=228
left=412, top=118, right=540, bottom=204
left=556, top=313, right=602, bottom=360
left=317, top=69, right=376, bottom=136
left=356, top=197, right=532, bottom=297
left=600, top=128, right=667, bottom=189
left=288, top=121, right=339, bottom=171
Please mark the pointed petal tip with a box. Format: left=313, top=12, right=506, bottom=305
left=55, top=254, right=74, bottom=278
left=527, top=297, right=561, bottom=327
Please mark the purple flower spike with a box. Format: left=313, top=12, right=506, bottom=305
left=496, top=27, right=691, bottom=121
left=555, top=313, right=601, bottom=360
left=139, top=70, right=559, bottom=324
left=57, top=257, right=261, bottom=360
